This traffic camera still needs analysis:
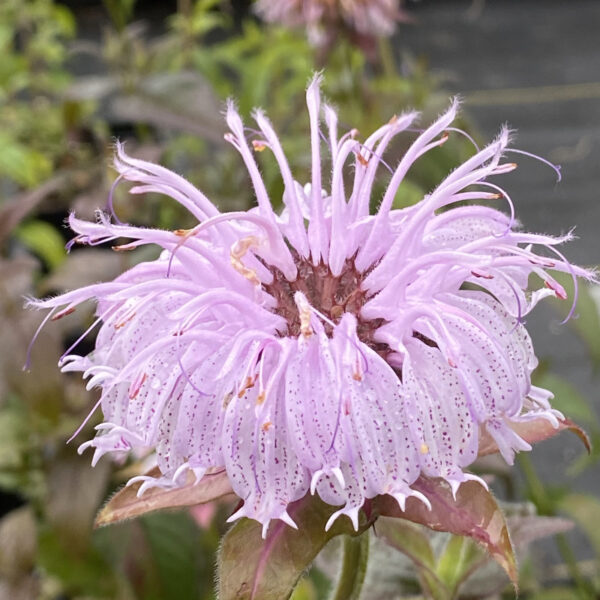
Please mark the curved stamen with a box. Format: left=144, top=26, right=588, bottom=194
left=505, top=148, right=562, bottom=183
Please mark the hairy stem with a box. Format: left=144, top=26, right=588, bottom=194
left=329, top=533, right=370, bottom=600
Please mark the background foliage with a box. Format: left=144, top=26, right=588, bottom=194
left=1, top=1, right=599, bottom=598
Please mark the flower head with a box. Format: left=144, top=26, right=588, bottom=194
left=30, top=76, right=593, bottom=536
left=255, top=0, right=407, bottom=45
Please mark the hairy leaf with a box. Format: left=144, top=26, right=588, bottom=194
left=95, top=467, right=234, bottom=527
left=218, top=494, right=373, bottom=600
left=373, top=476, right=518, bottom=586
left=507, top=514, right=573, bottom=548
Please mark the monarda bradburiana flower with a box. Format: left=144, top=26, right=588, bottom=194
left=30, top=76, right=593, bottom=537
left=255, top=0, right=407, bottom=46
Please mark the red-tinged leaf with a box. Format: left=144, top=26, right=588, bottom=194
left=373, top=476, right=518, bottom=587
left=478, top=417, right=591, bottom=457
left=94, top=467, right=234, bottom=527
left=218, top=494, right=373, bottom=600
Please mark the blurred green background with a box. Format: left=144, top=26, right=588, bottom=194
left=1, top=1, right=600, bottom=598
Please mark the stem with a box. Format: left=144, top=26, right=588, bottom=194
left=329, top=534, right=370, bottom=600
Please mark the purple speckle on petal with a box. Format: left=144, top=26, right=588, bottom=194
left=28, top=75, right=595, bottom=534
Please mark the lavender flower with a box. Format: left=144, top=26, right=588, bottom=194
left=255, top=0, right=407, bottom=44
left=30, top=77, right=593, bottom=536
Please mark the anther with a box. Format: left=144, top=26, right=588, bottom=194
left=51, top=307, right=75, bottom=321
left=174, top=228, right=194, bottom=237
left=129, top=373, right=147, bottom=399
left=115, top=312, right=136, bottom=329
left=544, top=279, right=567, bottom=300
left=252, top=140, right=267, bottom=152
left=237, top=376, right=256, bottom=398
left=471, top=270, right=494, bottom=280
left=331, top=305, right=344, bottom=319
left=355, top=151, right=369, bottom=167
left=230, top=236, right=261, bottom=286
left=293, top=292, right=314, bottom=338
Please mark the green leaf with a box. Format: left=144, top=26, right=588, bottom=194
left=14, top=220, right=66, bottom=269
left=0, top=135, right=52, bottom=187
left=38, top=526, right=118, bottom=597
left=140, top=512, right=203, bottom=600
left=95, top=467, right=233, bottom=527
left=375, top=517, right=449, bottom=600
left=374, top=476, right=518, bottom=587
left=435, top=534, right=483, bottom=593
left=217, top=494, right=372, bottom=600
left=559, top=494, right=600, bottom=558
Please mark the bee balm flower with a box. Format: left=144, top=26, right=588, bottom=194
left=30, top=77, right=593, bottom=536
left=255, top=0, right=407, bottom=44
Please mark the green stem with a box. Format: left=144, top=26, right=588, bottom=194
left=329, top=534, right=370, bottom=600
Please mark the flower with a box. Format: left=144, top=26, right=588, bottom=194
left=255, top=0, right=407, bottom=45
left=30, top=76, right=593, bottom=537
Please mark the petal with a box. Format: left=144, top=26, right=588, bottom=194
left=402, top=338, right=479, bottom=481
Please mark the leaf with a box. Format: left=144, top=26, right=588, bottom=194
left=95, top=467, right=234, bottom=527
left=435, top=534, right=484, bottom=593
left=478, top=417, right=591, bottom=457
left=14, top=220, right=66, bottom=269
left=373, top=476, right=518, bottom=587
left=217, top=494, right=373, bottom=600
left=38, top=526, right=118, bottom=597
left=558, top=494, right=600, bottom=558
left=506, top=515, right=573, bottom=548
left=375, top=518, right=449, bottom=600
left=140, top=512, right=203, bottom=600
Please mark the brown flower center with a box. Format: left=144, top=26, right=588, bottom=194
left=262, top=251, right=389, bottom=355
